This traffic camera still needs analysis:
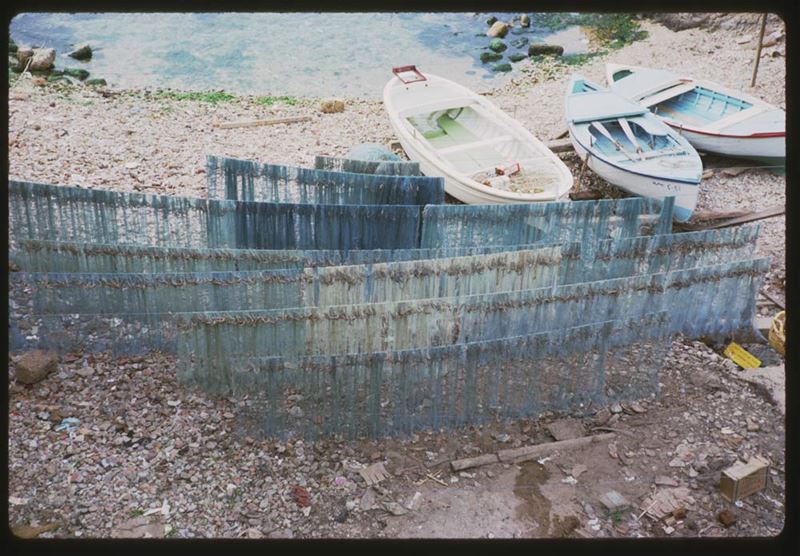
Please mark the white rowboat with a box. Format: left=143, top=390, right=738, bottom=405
left=383, top=66, right=573, bottom=204
left=605, top=63, right=785, bottom=162
left=566, top=75, right=702, bottom=222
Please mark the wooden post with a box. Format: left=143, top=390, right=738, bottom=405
left=751, top=13, right=768, bottom=88
left=575, top=153, right=590, bottom=192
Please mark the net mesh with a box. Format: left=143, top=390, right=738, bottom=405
left=206, top=155, right=442, bottom=205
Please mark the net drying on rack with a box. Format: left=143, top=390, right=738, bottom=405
left=420, top=197, right=674, bottom=250
left=8, top=181, right=422, bottom=250
left=9, top=181, right=675, bottom=251
left=206, top=155, right=442, bottom=205
left=9, top=258, right=768, bottom=361
left=313, top=155, right=421, bottom=176
left=227, top=312, right=672, bottom=440
left=9, top=239, right=554, bottom=274
left=14, top=226, right=761, bottom=316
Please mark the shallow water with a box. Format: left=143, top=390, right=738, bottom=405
left=10, top=12, right=589, bottom=97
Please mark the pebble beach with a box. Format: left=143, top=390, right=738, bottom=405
left=7, top=14, right=787, bottom=540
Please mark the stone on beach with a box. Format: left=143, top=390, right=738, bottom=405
left=487, top=21, right=509, bottom=38
left=14, top=350, right=59, bottom=385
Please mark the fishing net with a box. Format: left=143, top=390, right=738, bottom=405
left=420, top=196, right=674, bottom=250
left=9, top=258, right=768, bottom=361
left=313, top=155, right=421, bottom=176
left=206, top=155, right=442, bottom=204
left=16, top=246, right=563, bottom=315
left=225, top=312, right=673, bottom=440
left=8, top=181, right=423, bottom=250
left=14, top=226, right=760, bottom=316
left=9, top=239, right=554, bottom=274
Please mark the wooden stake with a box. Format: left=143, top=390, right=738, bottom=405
left=575, top=152, right=590, bottom=192
left=450, top=453, right=499, bottom=472
left=215, top=116, right=312, bottom=129
left=497, top=432, right=616, bottom=463
left=751, top=13, right=768, bottom=88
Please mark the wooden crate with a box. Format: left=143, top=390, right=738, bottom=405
left=719, top=457, right=770, bottom=502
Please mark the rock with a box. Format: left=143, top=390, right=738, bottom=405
left=360, top=487, right=377, bottom=511
left=245, top=527, right=263, bottom=538
left=383, top=501, right=408, bottom=516
left=486, top=16, right=498, bottom=26
left=491, top=63, right=512, bottom=73
left=63, top=68, right=90, bottom=81
left=599, top=490, right=630, bottom=511
left=651, top=13, right=711, bottom=32
left=319, top=99, right=345, bottom=114
left=593, top=408, right=612, bottom=425
left=761, top=30, right=784, bottom=48
left=746, top=417, right=761, bottom=432
left=492, top=432, right=511, bottom=443
left=510, top=37, right=529, bottom=49
left=85, top=78, right=107, bottom=87
left=571, top=464, right=588, bottom=478
left=717, top=509, right=737, bottom=528
left=11, top=523, right=58, bottom=539
left=736, top=35, right=752, bottom=44
left=76, top=367, right=95, bottom=378
left=480, top=51, right=502, bottom=63
left=15, top=350, right=58, bottom=384
left=268, top=528, right=293, bottom=539
left=546, top=418, right=584, bottom=441
left=508, top=53, right=527, bottom=63
left=489, top=39, right=507, bottom=53
left=655, top=476, right=679, bottom=487
left=528, top=43, right=564, bottom=56
left=68, top=43, right=93, bottom=61
left=520, top=14, right=530, bottom=28
left=288, top=406, right=304, bottom=418
left=29, top=48, right=56, bottom=71
left=110, top=516, right=165, bottom=538
left=487, top=21, right=509, bottom=38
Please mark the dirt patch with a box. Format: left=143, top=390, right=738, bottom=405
left=513, top=461, right=551, bottom=535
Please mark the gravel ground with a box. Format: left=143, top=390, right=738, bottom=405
left=8, top=15, right=785, bottom=539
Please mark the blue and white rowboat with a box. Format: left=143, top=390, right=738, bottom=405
left=605, top=63, right=785, bottom=163
left=565, top=75, right=702, bottom=222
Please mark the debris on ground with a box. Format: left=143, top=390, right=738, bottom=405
left=14, top=350, right=59, bottom=384
left=359, top=462, right=390, bottom=486
left=546, top=418, right=585, bottom=441
left=639, top=488, right=695, bottom=521
left=717, top=509, right=738, bottom=528
left=599, top=490, right=630, bottom=512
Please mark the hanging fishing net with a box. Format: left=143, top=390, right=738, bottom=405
left=206, top=155, right=442, bottom=205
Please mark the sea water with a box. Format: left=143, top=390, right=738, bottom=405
left=10, top=12, right=589, bottom=97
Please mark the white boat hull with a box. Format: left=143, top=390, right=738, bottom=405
left=664, top=123, right=785, bottom=160
left=570, top=130, right=698, bottom=222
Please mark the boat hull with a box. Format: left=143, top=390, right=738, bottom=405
left=664, top=123, right=785, bottom=160
left=393, top=133, right=570, bottom=204
left=570, top=131, right=698, bottom=222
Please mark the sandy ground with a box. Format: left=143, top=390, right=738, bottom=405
left=7, top=15, right=786, bottom=540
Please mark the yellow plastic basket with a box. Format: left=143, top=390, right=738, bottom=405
left=768, top=311, right=785, bottom=357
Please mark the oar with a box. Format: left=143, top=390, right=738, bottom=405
left=618, top=118, right=645, bottom=160
left=590, top=122, right=637, bottom=162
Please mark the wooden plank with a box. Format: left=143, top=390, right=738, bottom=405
left=690, top=209, right=751, bottom=222
left=497, top=433, right=616, bottom=463
left=214, top=116, right=312, bottom=129
left=450, top=453, right=499, bottom=472
left=760, top=289, right=785, bottom=310
left=704, top=206, right=784, bottom=229
left=545, top=138, right=574, bottom=153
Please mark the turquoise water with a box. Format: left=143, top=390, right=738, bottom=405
left=10, top=12, right=588, bottom=97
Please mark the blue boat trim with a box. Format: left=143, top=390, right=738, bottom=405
left=570, top=133, right=701, bottom=185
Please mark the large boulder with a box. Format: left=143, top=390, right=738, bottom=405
left=486, top=16, right=497, bottom=26
left=29, top=48, right=56, bottom=71
left=85, top=78, right=107, bottom=87
left=528, top=43, right=564, bottom=56
left=68, top=43, right=93, bottom=61
left=520, top=14, right=531, bottom=28
left=492, top=62, right=513, bottom=73
left=15, top=350, right=59, bottom=384
left=508, top=53, right=528, bottom=63
left=488, top=39, right=507, bottom=53
left=487, top=21, right=509, bottom=38
left=14, top=47, right=33, bottom=71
